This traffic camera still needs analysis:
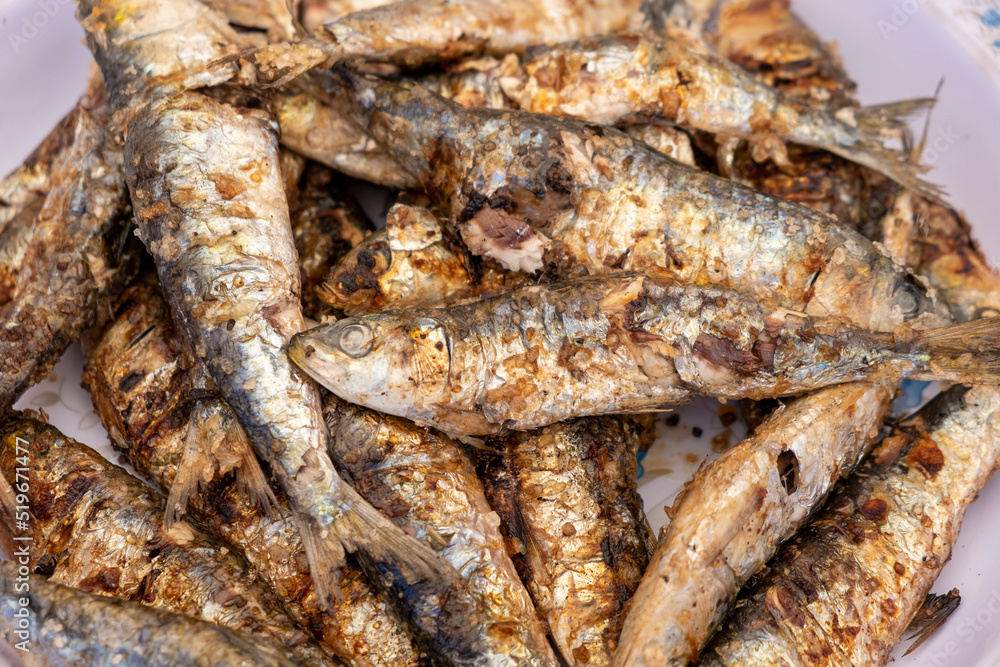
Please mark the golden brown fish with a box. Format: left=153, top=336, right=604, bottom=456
left=478, top=417, right=657, bottom=666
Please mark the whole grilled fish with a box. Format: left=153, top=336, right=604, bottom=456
left=82, top=279, right=428, bottom=667
left=338, top=73, right=951, bottom=333
left=0, top=562, right=309, bottom=667
left=500, top=34, right=934, bottom=195
left=613, top=380, right=895, bottom=667
left=289, top=162, right=373, bottom=319
left=80, top=0, right=456, bottom=607
left=0, top=77, right=133, bottom=414
left=246, top=0, right=645, bottom=84
left=324, top=396, right=559, bottom=667
left=699, top=384, right=1000, bottom=666
left=0, top=415, right=336, bottom=666
left=478, top=417, right=657, bottom=666
left=290, top=271, right=999, bottom=435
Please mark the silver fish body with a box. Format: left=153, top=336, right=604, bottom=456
left=289, top=272, right=998, bottom=435
left=341, top=74, right=950, bottom=333
left=0, top=562, right=309, bottom=667
left=479, top=416, right=657, bottom=666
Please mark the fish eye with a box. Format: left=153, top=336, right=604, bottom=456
left=895, top=277, right=923, bottom=317
left=357, top=242, right=391, bottom=275
left=332, top=320, right=375, bottom=358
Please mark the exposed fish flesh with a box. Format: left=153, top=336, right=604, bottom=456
left=0, top=561, right=308, bottom=667
left=289, top=271, right=998, bottom=434
left=478, top=416, right=656, bottom=666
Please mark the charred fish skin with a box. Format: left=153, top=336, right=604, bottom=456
left=0, top=562, right=309, bottom=667
left=341, top=73, right=949, bottom=332
left=291, top=271, right=995, bottom=435
left=0, top=415, right=337, bottom=667
left=82, top=280, right=429, bottom=667
left=712, top=0, right=857, bottom=112
left=700, top=385, right=1000, bottom=667
left=324, top=397, right=559, bottom=667
left=0, top=82, right=133, bottom=414
left=479, top=417, right=656, bottom=666
left=613, top=380, right=894, bottom=667
left=712, top=0, right=866, bottom=228
left=82, top=0, right=455, bottom=601
left=320, top=201, right=477, bottom=315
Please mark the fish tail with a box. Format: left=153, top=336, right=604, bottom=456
left=825, top=98, right=948, bottom=203
left=909, top=317, right=1000, bottom=383
left=229, top=424, right=280, bottom=517
left=305, top=481, right=464, bottom=613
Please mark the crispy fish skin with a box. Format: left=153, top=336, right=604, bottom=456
left=83, top=0, right=456, bottom=613
left=0, top=87, right=133, bottom=413
left=251, top=0, right=645, bottom=83
left=291, top=271, right=995, bottom=435
left=500, top=34, right=933, bottom=195
left=324, top=397, right=559, bottom=667
left=713, top=0, right=857, bottom=111
left=0, top=415, right=336, bottom=666
left=712, top=0, right=866, bottom=228
left=478, top=417, right=656, bottom=666
left=82, top=280, right=428, bottom=667
left=0, top=563, right=309, bottom=667
left=700, top=385, right=1000, bottom=667
left=290, top=163, right=373, bottom=319
left=614, top=381, right=894, bottom=667
left=341, top=74, right=950, bottom=333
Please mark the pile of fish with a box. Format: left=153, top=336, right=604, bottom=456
left=1, top=0, right=998, bottom=665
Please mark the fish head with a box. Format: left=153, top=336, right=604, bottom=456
left=289, top=313, right=452, bottom=419
left=319, top=231, right=395, bottom=313
left=889, top=272, right=953, bottom=330
left=319, top=205, right=470, bottom=314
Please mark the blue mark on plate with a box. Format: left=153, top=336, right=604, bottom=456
left=994, top=39, right=1000, bottom=49
left=636, top=449, right=647, bottom=478
left=982, top=8, right=1000, bottom=28
left=636, top=462, right=645, bottom=479
left=892, top=379, right=931, bottom=416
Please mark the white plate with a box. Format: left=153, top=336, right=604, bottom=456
left=1, top=1, right=1000, bottom=665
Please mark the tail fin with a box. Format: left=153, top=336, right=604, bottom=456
left=164, top=402, right=277, bottom=530
left=911, top=317, right=1000, bottom=383
left=823, top=99, right=948, bottom=203
left=297, top=478, right=464, bottom=614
